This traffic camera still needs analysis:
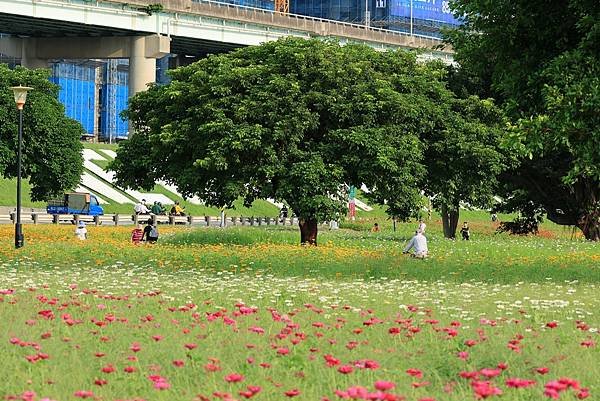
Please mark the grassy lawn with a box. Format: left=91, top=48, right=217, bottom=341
left=0, top=219, right=598, bottom=400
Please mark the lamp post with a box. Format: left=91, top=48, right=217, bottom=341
left=10, top=85, right=33, bottom=249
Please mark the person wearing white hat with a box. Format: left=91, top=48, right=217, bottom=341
left=74, top=221, right=87, bottom=240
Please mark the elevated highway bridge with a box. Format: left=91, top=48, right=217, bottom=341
left=1, top=0, right=452, bottom=96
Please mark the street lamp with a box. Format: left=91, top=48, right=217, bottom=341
left=10, top=85, right=33, bottom=249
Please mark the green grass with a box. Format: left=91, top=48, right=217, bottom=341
left=0, top=178, right=48, bottom=209
left=0, top=223, right=598, bottom=400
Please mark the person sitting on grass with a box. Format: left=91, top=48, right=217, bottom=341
left=403, top=231, right=428, bottom=258
left=74, top=221, right=87, bottom=240
left=371, top=223, right=380, bottom=232
left=131, top=224, right=143, bottom=245
left=142, top=219, right=159, bottom=243
left=461, top=222, right=471, bottom=240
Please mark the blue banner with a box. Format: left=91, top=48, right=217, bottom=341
left=390, top=0, right=459, bottom=24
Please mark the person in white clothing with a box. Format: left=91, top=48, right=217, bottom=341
left=403, top=231, right=428, bottom=258
left=134, top=199, right=150, bottom=215
left=74, top=221, right=87, bottom=240
left=418, top=219, right=426, bottom=234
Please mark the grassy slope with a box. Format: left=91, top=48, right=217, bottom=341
left=0, top=178, right=47, bottom=209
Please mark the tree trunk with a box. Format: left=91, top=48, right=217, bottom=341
left=441, top=204, right=459, bottom=239
left=299, top=219, right=318, bottom=245
left=577, top=209, right=600, bottom=241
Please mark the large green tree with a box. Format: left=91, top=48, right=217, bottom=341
left=422, top=95, right=509, bottom=238
left=0, top=65, right=84, bottom=201
left=447, top=0, right=600, bottom=240
left=112, top=39, right=477, bottom=244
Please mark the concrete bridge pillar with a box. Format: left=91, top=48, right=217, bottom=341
left=129, top=35, right=170, bottom=96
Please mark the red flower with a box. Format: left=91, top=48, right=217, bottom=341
left=101, top=364, right=116, bottom=374
left=172, top=360, right=185, bottom=367
left=184, top=343, right=198, bottom=350
left=546, top=322, right=558, bottom=329
left=536, top=367, right=550, bottom=375
left=337, top=365, right=354, bottom=374
left=406, top=368, right=423, bottom=379
left=284, top=389, right=300, bottom=397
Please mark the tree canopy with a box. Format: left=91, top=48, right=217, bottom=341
left=111, top=38, right=506, bottom=243
left=447, top=0, right=600, bottom=240
left=0, top=65, right=84, bottom=201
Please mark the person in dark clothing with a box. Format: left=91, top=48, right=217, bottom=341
left=460, top=222, right=470, bottom=240
left=142, top=219, right=159, bottom=243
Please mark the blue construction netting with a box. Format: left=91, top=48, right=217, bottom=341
left=290, top=0, right=460, bottom=36
left=100, top=59, right=129, bottom=141
left=50, top=62, right=96, bottom=136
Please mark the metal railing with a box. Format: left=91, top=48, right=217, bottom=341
left=0, top=212, right=300, bottom=227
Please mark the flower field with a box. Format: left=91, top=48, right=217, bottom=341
left=0, top=224, right=599, bottom=400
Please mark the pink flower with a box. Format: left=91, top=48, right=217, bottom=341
left=505, top=378, right=536, bottom=388
left=248, top=326, right=265, bottom=334
left=130, top=342, right=141, bottom=352
left=480, top=368, right=502, bottom=378
left=184, top=343, right=198, bottom=350
left=374, top=381, right=395, bottom=391
left=154, top=380, right=171, bottom=390
left=277, top=347, right=290, bottom=355
left=225, top=373, right=245, bottom=383
left=74, top=390, right=94, bottom=398
left=457, top=351, right=469, bottom=360
left=406, top=368, right=423, bottom=378
left=172, top=360, right=185, bottom=367
left=471, top=381, right=502, bottom=399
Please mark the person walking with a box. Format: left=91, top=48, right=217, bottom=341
left=403, top=231, right=428, bottom=258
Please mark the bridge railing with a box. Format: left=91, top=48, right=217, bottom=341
left=190, top=0, right=441, bottom=40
